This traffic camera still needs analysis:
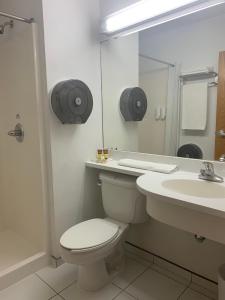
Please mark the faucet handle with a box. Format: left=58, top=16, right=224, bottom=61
left=202, top=161, right=214, bottom=171
left=199, top=161, right=224, bottom=183
left=201, top=161, right=214, bottom=176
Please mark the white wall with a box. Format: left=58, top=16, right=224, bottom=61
left=128, top=219, right=225, bottom=281
left=42, top=0, right=104, bottom=257
left=140, top=13, right=225, bottom=160
left=100, top=0, right=140, bottom=17
left=101, top=34, right=139, bottom=151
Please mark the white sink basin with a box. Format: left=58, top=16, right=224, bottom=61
left=137, top=171, right=225, bottom=244
left=162, top=179, right=225, bottom=199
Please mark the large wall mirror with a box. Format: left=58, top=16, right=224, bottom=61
left=101, top=4, right=225, bottom=161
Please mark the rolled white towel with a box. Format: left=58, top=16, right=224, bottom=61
left=118, top=159, right=178, bottom=174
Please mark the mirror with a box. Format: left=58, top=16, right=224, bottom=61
left=101, top=4, right=225, bottom=161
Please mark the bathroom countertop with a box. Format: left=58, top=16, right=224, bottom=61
left=87, top=159, right=225, bottom=217
left=137, top=170, right=225, bottom=218
left=86, top=159, right=149, bottom=177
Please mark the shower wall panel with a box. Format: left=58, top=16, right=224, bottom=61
left=0, top=23, right=46, bottom=250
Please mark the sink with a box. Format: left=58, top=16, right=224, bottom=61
left=137, top=171, right=225, bottom=245
left=162, top=179, right=225, bottom=199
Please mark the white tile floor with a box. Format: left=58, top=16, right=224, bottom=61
left=0, top=254, right=218, bottom=300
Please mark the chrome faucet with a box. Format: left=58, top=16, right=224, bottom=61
left=199, top=161, right=224, bottom=183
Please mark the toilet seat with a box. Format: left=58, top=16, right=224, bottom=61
left=60, top=218, right=120, bottom=251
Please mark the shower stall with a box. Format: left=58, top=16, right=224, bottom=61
left=138, top=54, right=178, bottom=156
left=0, top=11, right=49, bottom=289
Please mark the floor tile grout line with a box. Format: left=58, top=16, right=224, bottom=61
left=125, top=252, right=192, bottom=296
left=124, top=263, right=150, bottom=289
left=57, top=279, right=78, bottom=294
left=126, top=254, right=152, bottom=268
left=123, top=290, right=139, bottom=300
left=182, top=273, right=216, bottom=300
left=120, top=265, right=151, bottom=297
left=177, top=273, right=193, bottom=300
left=151, top=263, right=192, bottom=285
left=129, top=251, right=217, bottom=299
left=111, top=255, right=151, bottom=291
left=112, top=289, right=137, bottom=300
left=177, top=283, right=192, bottom=300
left=151, top=252, right=192, bottom=285
left=111, top=263, right=148, bottom=299
left=188, top=286, right=216, bottom=300
left=34, top=273, right=59, bottom=295
left=190, top=282, right=217, bottom=299
left=48, top=295, right=63, bottom=300
left=126, top=243, right=218, bottom=286
left=57, top=295, right=66, bottom=300
left=49, top=295, right=66, bottom=300
left=35, top=270, right=79, bottom=296
left=35, top=255, right=216, bottom=300
left=176, top=273, right=215, bottom=300
left=149, top=263, right=190, bottom=287
left=48, top=290, right=67, bottom=300
left=111, top=289, right=125, bottom=300
left=127, top=244, right=219, bottom=292
left=126, top=251, right=153, bottom=267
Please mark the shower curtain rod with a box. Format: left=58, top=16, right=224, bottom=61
left=139, top=54, right=175, bottom=67
left=0, top=11, right=34, bottom=24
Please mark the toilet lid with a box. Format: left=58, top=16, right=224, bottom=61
left=60, top=218, right=120, bottom=250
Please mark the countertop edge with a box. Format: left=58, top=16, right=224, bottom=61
left=86, top=160, right=147, bottom=177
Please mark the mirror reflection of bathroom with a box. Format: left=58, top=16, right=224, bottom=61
left=101, top=5, right=225, bottom=161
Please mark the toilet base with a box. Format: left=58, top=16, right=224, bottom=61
left=78, top=243, right=125, bottom=291
left=78, top=259, right=110, bottom=291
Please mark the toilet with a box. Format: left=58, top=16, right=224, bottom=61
left=60, top=172, right=148, bottom=291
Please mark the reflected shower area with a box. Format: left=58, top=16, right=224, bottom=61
left=138, top=54, right=176, bottom=156
left=0, top=11, right=47, bottom=281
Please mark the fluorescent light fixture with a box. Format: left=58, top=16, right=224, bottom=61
left=102, top=0, right=225, bottom=35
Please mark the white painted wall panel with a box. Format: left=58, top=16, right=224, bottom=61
left=42, top=0, right=103, bottom=257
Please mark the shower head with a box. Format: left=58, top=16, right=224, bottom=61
left=0, top=20, right=13, bottom=34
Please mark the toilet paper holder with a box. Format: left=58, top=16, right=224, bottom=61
left=51, top=79, right=93, bottom=124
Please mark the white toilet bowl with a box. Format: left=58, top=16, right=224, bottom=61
left=60, top=172, right=148, bottom=291
left=60, top=218, right=128, bottom=291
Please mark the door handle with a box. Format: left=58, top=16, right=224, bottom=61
left=219, top=154, right=225, bottom=162
left=216, top=129, right=225, bottom=138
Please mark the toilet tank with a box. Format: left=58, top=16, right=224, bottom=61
left=99, top=172, right=148, bottom=224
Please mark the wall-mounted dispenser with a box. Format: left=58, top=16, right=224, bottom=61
left=120, top=87, right=147, bottom=121
left=51, top=79, right=93, bottom=124
left=177, top=143, right=203, bottom=159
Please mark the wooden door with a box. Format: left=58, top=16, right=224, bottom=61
left=214, top=51, right=225, bottom=160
